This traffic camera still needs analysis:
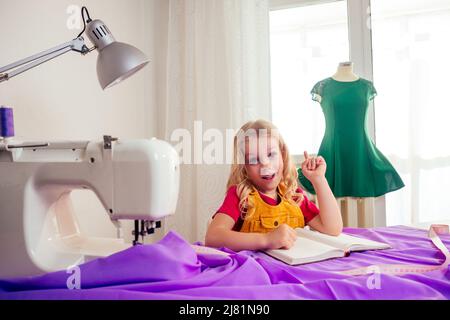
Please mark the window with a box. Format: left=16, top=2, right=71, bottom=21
left=269, top=0, right=349, bottom=156
left=371, top=0, right=450, bottom=225
left=269, top=0, right=450, bottom=226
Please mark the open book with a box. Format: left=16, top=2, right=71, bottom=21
left=264, top=227, right=391, bottom=265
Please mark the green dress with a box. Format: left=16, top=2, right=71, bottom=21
left=298, top=77, right=404, bottom=197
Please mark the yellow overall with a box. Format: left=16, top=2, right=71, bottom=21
left=240, top=187, right=305, bottom=233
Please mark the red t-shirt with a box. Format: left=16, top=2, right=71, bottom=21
left=214, top=185, right=320, bottom=231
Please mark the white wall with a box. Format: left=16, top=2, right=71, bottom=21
left=0, top=0, right=167, bottom=243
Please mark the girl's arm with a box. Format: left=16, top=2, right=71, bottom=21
left=307, top=176, right=343, bottom=236
left=205, top=213, right=297, bottom=251
left=302, top=152, right=343, bottom=236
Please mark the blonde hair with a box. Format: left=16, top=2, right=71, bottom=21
left=226, top=119, right=303, bottom=221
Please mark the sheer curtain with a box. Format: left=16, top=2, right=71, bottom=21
left=371, top=0, right=450, bottom=226
left=156, top=0, right=272, bottom=242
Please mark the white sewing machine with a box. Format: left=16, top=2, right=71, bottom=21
left=0, top=135, right=180, bottom=278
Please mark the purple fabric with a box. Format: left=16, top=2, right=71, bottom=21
left=1, top=226, right=449, bottom=300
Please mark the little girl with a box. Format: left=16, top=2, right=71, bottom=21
left=205, top=120, right=342, bottom=251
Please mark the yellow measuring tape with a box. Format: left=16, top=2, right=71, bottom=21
left=338, top=224, right=450, bottom=276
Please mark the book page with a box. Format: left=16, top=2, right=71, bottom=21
left=295, top=228, right=391, bottom=251
left=265, top=236, right=344, bottom=265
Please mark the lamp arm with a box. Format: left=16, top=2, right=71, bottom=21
left=0, top=37, right=90, bottom=83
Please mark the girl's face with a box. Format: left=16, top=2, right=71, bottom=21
left=244, top=135, right=284, bottom=195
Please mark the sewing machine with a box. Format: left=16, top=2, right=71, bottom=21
left=0, top=135, right=180, bottom=278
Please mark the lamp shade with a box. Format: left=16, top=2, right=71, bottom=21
left=86, top=19, right=149, bottom=89
left=97, top=42, right=149, bottom=89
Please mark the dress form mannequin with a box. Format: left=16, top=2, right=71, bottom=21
left=332, top=62, right=359, bottom=82
left=300, top=62, right=404, bottom=227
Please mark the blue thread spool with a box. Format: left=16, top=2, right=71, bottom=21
left=0, top=106, right=15, bottom=138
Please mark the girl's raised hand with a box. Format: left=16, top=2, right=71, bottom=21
left=301, top=151, right=327, bottom=183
